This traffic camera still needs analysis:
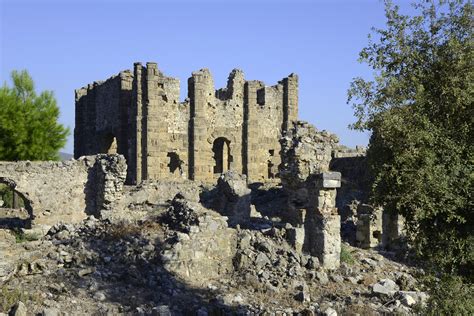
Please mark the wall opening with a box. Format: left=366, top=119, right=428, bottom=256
left=213, top=137, right=231, bottom=174
left=257, top=88, right=265, bottom=106
left=268, top=161, right=275, bottom=179
left=268, top=149, right=276, bottom=179
left=0, top=180, right=33, bottom=229
left=99, top=133, right=118, bottom=154
left=167, top=152, right=183, bottom=176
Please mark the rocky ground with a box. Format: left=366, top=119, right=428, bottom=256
left=1, top=209, right=427, bottom=316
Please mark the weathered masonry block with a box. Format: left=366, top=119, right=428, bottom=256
left=304, top=172, right=342, bottom=269
left=75, top=62, right=299, bottom=184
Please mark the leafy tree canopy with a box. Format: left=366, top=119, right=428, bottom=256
left=0, top=70, right=70, bottom=161
left=348, top=0, right=473, bottom=277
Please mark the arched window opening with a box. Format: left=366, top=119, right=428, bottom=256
left=213, top=137, right=231, bottom=174
left=0, top=181, right=33, bottom=229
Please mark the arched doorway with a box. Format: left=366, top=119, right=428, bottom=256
left=0, top=178, right=34, bottom=228
left=212, top=137, right=232, bottom=174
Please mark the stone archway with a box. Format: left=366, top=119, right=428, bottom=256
left=0, top=178, right=34, bottom=228
left=212, top=137, right=232, bottom=174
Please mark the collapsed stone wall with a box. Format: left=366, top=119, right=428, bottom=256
left=0, top=155, right=126, bottom=227
left=279, top=121, right=342, bottom=268
left=102, top=179, right=203, bottom=223
left=280, top=121, right=339, bottom=224
left=75, top=62, right=298, bottom=185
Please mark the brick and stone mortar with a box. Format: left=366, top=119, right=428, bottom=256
left=0, top=155, right=127, bottom=227
left=75, top=62, right=299, bottom=185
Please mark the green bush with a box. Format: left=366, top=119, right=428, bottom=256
left=420, top=274, right=474, bottom=316
left=348, top=0, right=473, bottom=277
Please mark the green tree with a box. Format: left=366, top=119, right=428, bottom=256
left=0, top=70, right=69, bottom=161
left=348, top=0, right=473, bottom=278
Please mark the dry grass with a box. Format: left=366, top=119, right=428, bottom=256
left=104, top=222, right=142, bottom=240
left=0, top=286, right=42, bottom=313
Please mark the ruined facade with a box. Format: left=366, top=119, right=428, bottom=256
left=75, top=62, right=298, bottom=184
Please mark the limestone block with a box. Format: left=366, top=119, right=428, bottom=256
left=287, top=226, right=305, bottom=253
left=161, top=198, right=237, bottom=286
left=318, top=172, right=341, bottom=189
left=214, top=171, right=251, bottom=225
left=309, top=214, right=341, bottom=269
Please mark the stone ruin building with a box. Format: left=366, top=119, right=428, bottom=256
left=0, top=63, right=406, bottom=288
left=74, top=62, right=298, bottom=184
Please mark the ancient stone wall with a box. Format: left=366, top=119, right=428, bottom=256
left=0, top=155, right=126, bottom=227
left=75, top=62, right=298, bottom=184
left=74, top=72, right=133, bottom=160
left=244, top=76, right=296, bottom=183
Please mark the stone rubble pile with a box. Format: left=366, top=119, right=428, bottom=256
left=0, top=210, right=428, bottom=315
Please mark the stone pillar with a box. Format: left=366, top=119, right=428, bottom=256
left=189, top=69, right=214, bottom=181
left=356, top=204, right=383, bottom=249
left=90, top=154, right=128, bottom=216
left=304, top=172, right=341, bottom=269
left=282, top=74, right=298, bottom=132
left=132, top=62, right=145, bottom=183
left=222, top=141, right=229, bottom=173
left=382, top=210, right=405, bottom=249
left=244, top=81, right=264, bottom=182
left=145, top=62, right=166, bottom=181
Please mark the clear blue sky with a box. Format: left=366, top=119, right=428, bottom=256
left=0, top=0, right=413, bottom=154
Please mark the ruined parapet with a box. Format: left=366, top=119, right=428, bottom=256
left=356, top=204, right=383, bottom=249
left=161, top=194, right=237, bottom=286
left=304, top=172, right=342, bottom=269
left=332, top=145, right=366, bottom=158
left=214, top=171, right=251, bottom=225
